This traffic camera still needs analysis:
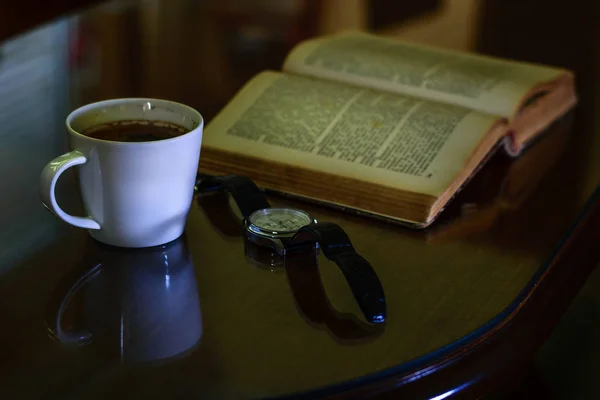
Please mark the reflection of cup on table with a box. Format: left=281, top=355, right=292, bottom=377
left=48, top=235, right=203, bottom=364
left=39, top=98, right=203, bottom=248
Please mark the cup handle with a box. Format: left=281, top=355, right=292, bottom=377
left=39, top=151, right=101, bottom=230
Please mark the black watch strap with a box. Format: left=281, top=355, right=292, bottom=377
left=197, top=174, right=386, bottom=325
left=288, top=222, right=386, bottom=324
left=196, top=174, right=270, bottom=218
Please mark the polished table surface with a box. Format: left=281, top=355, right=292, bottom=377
left=0, top=1, right=599, bottom=399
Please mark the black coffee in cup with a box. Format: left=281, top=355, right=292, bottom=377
left=83, top=120, right=188, bottom=142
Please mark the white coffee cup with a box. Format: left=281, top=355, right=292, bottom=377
left=39, top=98, right=203, bottom=248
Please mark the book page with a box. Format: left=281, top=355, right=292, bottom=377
left=203, top=71, right=501, bottom=197
left=283, top=32, right=564, bottom=118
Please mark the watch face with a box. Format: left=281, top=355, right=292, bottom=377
left=248, top=208, right=313, bottom=236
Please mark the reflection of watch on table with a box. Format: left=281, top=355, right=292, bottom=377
left=195, top=174, right=387, bottom=324
left=246, top=241, right=384, bottom=342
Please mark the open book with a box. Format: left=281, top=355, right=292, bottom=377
left=199, top=31, right=577, bottom=227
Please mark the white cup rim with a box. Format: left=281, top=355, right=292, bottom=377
left=66, top=98, right=203, bottom=147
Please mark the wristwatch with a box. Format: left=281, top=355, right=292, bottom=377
left=196, top=173, right=315, bottom=254
left=195, top=174, right=386, bottom=324
left=245, top=207, right=318, bottom=255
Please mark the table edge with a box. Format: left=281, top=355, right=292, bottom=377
left=269, top=185, right=600, bottom=400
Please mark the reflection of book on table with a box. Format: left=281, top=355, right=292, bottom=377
left=423, top=115, right=572, bottom=241
left=199, top=31, right=577, bottom=227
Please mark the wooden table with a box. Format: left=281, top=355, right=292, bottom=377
left=0, top=1, right=599, bottom=399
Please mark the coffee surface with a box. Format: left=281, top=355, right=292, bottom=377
left=83, top=120, right=188, bottom=142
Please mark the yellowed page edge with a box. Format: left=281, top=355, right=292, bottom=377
left=505, top=73, right=577, bottom=155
